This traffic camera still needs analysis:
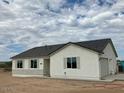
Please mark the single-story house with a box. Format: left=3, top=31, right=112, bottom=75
left=11, top=38, right=118, bottom=80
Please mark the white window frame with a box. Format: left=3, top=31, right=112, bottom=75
left=16, top=60, right=23, bottom=69
left=30, top=59, right=39, bottom=69
left=66, top=57, right=77, bottom=69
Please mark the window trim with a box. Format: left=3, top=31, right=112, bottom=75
left=30, top=59, right=39, bottom=69
left=16, top=60, right=23, bottom=69
left=66, top=57, right=77, bottom=69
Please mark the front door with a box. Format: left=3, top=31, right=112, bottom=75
left=43, top=59, right=50, bottom=76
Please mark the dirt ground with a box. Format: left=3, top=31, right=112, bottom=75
left=0, top=71, right=124, bottom=93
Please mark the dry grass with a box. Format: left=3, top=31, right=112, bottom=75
left=0, top=71, right=124, bottom=93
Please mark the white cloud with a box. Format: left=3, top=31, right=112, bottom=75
left=111, top=0, right=124, bottom=11
left=92, top=11, right=113, bottom=22
left=108, top=18, right=124, bottom=28
left=0, top=0, right=124, bottom=60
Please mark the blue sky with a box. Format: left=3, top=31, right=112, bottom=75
left=0, top=0, right=124, bottom=61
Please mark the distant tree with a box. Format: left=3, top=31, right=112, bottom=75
left=0, top=61, right=12, bottom=71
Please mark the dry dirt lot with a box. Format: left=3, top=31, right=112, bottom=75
left=0, top=71, right=124, bottom=93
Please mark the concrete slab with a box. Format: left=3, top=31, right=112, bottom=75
left=41, top=76, right=115, bottom=82
left=103, top=74, right=124, bottom=81
left=115, top=74, right=124, bottom=80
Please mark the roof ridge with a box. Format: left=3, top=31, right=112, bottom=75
left=36, top=38, right=112, bottom=48
left=76, top=38, right=111, bottom=43
left=36, top=43, right=66, bottom=48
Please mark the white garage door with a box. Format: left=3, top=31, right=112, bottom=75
left=100, top=58, right=109, bottom=77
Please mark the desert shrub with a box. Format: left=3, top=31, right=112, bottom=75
left=0, top=61, right=12, bottom=72
left=0, top=64, right=6, bottom=68
left=5, top=62, right=12, bottom=68
left=4, top=68, right=12, bottom=72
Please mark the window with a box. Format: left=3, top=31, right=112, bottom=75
left=17, top=60, right=23, bottom=68
left=30, top=59, right=38, bottom=68
left=67, top=57, right=77, bottom=69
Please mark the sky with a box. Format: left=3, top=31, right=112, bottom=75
left=0, top=0, right=124, bottom=61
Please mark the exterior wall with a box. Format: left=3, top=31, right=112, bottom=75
left=12, top=58, right=44, bottom=77
left=50, top=44, right=100, bottom=80
left=100, top=43, right=117, bottom=76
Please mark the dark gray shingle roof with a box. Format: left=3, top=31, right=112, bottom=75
left=11, top=38, right=117, bottom=59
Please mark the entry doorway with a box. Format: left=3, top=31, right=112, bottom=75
left=43, top=59, right=50, bottom=77
left=100, top=58, right=109, bottom=78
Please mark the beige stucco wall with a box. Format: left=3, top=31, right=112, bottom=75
left=50, top=44, right=100, bottom=80
left=12, top=58, right=44, bottom=77
left=100, top=43, right=117, bottom=75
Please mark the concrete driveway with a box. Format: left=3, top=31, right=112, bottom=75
left=114, top=74, right=124, bottom=80
left=104, top=74, right=124, bottom=81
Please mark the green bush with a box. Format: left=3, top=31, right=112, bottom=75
left=0, top=64, right=6, bottom=68
left=0, top=61, right=12, bottom=71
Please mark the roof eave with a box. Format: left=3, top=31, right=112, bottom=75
left=11, top=56, right=50, bottom=60
left=49, top=42, right=104, bottom=56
